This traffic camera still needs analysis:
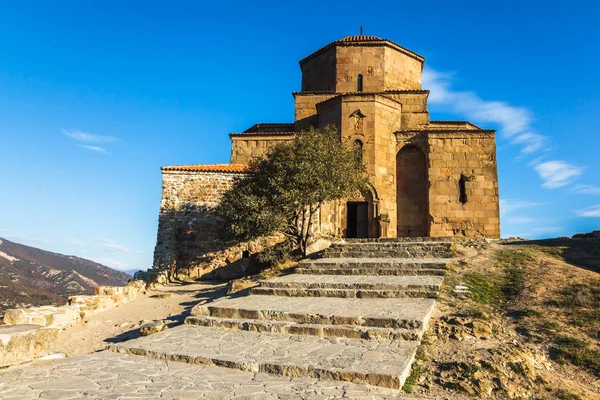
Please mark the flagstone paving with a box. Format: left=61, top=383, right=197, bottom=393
left=110, top=324, right=418, bottom=389
left=0, top=239, right=449, bottom=397
left=0, top=351, right=419, bottom=399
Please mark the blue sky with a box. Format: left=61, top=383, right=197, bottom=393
left=1, top=1, right=598, bottom=271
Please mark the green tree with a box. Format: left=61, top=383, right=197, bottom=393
left=217, top=125, right=368, bottom=256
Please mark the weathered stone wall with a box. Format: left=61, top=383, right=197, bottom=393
left=335, top=45, right=386, bottom=93
left=153, top=170, right=279, bottom=280
left=300, top=45, right=337, bottom=92
left=230, top=134, right=294, bottom=164
left=294, top=93, right=338, bottom=131
left=382, top=91, right=430, bottom=129
left=426, top=131, right=500, bottom=238
left=383, top=46, right=423, bottom=91
left=300, top=42, right=423, bottom=94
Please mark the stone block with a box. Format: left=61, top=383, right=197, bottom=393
left=0, top=325, right=59, bottom=367
left=3, top=308, right=28, bottom=325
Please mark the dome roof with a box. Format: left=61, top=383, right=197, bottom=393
left=336, top=35, right=383, bottom=42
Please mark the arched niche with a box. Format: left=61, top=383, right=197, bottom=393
left=396, top=145, right=429, bottom=237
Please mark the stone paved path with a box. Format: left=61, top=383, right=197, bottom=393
left=0, top=351, right=418, bottom=399
left=109, top=240, right=452, bottom=390
left=110, top=325, right=418, bottom=389
left=0, top=239, right=450, bottom=398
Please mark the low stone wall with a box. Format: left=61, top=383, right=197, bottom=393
left=3, top=281, right=146, bottom=329
left=0, top=324, right=59, bottom=368
left=1, top=281, right=146, bottom=367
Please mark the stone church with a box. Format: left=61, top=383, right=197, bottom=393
left=153, top=35, right=500, bottom=276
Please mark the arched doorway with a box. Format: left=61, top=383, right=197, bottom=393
left=344, top=187, right=377, bottom=238
left=396, top=146, right=428, bottom=237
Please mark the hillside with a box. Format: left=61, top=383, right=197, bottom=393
left=404, top=237, right=600, bottom=400
left=0, top=237, right=131, bottom=316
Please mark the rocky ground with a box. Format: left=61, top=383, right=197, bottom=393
left=405, top=239, right=600, bottom=400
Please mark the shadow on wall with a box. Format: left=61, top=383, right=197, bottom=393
left=503, top=237, right=600, bottom=274
left=154, top=203, right=277, bottom=282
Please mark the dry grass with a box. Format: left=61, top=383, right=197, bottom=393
left=410, top=239, right=600, bottom=400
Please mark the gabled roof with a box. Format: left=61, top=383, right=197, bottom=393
left=161, top=164, right=250, bottom=173
left=300, top=35, right=425, bottom=66
left=429, top=121, right=483, bottom=130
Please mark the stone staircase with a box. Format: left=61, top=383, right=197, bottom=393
left=109, top=238, right=454, bottom=390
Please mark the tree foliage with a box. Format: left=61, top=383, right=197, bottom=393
left=217, top=125, right=369, bottom=256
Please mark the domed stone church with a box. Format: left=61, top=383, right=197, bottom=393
left=153, top=35, right=500, bottom=275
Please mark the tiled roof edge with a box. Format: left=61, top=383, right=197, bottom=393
left=161, top=164, right=250, bottom=173
left=229, top=131, right=296, bottom=137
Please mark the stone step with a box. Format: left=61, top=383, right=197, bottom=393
left=185, top=315, right=421, bottom=341
left=296, top=267, right=446, bottom=276
left=191, top=295, right=435, bottom=330
left=321, top=249, right=451, bottom=259
left=250, top=287, right=438, bottom=299
left=328, top=241, right=452, bottom=248
left=248, top=287, right=439, bottom=299
left=109, top=324, right=418, bottom=389
left=258, top=274, right=443, bottom=291
left=299, top=257, right=454, bottom=270
left=321, top=243, right=452, bottom=259
left=344, top=237, right=453, bottom=243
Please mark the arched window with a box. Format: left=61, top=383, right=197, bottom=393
left=357, top=74, right=363, bottom=92
left=353, top=140, right=363, bottom=162
left=459, top=174, right=468, bottom=204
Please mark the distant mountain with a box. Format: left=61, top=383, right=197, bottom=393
left=123, top=269, right=142, bottom=277
left=0, top=237, right=131, bottom=316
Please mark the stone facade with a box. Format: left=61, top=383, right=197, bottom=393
left=153, top=165, right=280, bottom=279
left=153, top=35, right=500, bottom=274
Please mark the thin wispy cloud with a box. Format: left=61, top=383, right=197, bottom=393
left=423, top=67, right=583, bottom=190
left=533, top=161, right=583, bottom=189
left=65, top=238, right=85, bottom=246
left=575, top=204, right=600, bottom=218
left=571, top=184, right=600, bottom=195
left=62, top=129, right=118, bottom=143
left=78, top=145, right=109, bottom=154
left=95, top=238, right=130, bottom=252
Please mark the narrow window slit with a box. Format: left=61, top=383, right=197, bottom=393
left=459, top=175, right=468, bottom=204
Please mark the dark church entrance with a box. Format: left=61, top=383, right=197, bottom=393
left=347, top=202, right=369, bottom=238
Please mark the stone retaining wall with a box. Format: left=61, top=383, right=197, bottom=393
left=1, top=281, right=146, bottom=367
left=3, top=281, right=145, bottom=329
